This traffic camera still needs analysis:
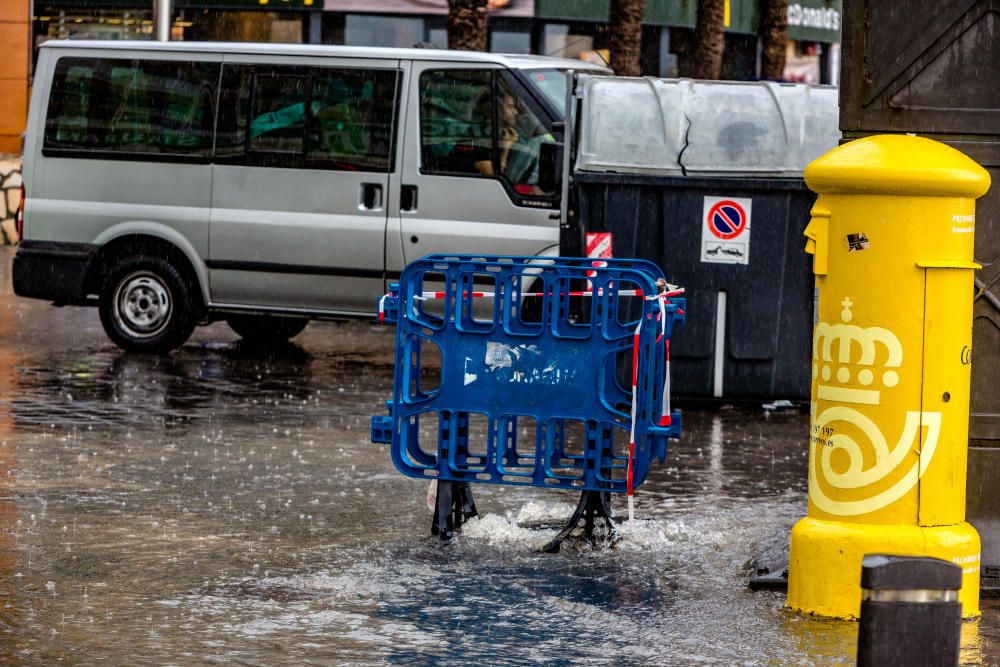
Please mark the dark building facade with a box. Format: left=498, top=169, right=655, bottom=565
left=30, top=0, right=841, bottom=82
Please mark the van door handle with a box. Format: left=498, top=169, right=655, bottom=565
left=359, top=183, right=383, bottom=211
left=401, top=185, right=418, bottom=212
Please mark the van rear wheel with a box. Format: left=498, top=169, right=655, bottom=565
left=226, top=315, right=308, bottom=344
left=99, top=257, right=197, bottom=354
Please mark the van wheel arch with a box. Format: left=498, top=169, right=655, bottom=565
left=89, top=236, right=206, bottom=353
left=87, top=235, right=205, bottom=318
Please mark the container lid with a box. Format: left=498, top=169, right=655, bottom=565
left=860, top=555, right=963, bottom=591
left=805, top=134, right=991, bottom=197
left=574, top=76, right=841, bottom=178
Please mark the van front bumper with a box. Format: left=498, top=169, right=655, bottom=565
left=13, top=241, right=97, bottom=305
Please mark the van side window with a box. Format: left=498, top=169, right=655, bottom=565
left=419, top=69, right=494, bottom=176
left=216, top=64, right=398, bottom=173
left=44, top=57, right=218, bottom=159
left=495, top=75, right=557, bottom=196
left=250, top=73, right=309, bottom=154
left=215, top=64, right=250, bottom=159
left=307, top=70, right=397, bottom=172
left=49, top=65, right=92, bottom=145
left=419, top=69, right=558, bottom=198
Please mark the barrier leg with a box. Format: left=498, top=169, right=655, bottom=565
left=541, top=491, right=620, bottom=553
left=431, top=481, right=478, bottom=542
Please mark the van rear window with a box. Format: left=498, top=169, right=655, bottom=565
left=44, top=57, right=219, bottom=159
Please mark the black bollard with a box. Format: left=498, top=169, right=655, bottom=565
left=857, top=554, right=962, bottom=667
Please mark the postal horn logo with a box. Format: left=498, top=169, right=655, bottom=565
left=809, top=297, right=941, bottom=516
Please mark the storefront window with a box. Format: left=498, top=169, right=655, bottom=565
left=542, top=23, right=594, bottom=60
left=344, top=14, right=424, bottom=48
left=784, top=41, right=823, bottom=83
left=34, top=9, right=154, bottom=43
left=491, top=30, right=530, bottom=54
left=427, top=26, right=448, bottom=48
left=33, top=8, right=306, bottom=47
left=659, top=29, right=679, bottom=78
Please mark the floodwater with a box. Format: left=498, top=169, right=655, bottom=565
left=0, top=246, right=998, bottom=665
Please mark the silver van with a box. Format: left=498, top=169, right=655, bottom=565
left=14, top=40, right=606, bottom=352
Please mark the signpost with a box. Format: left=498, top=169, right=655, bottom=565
left=154, top=0, right=170, bottom=40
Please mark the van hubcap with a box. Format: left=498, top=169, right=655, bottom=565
left=114, top=272, right=171, bottom=338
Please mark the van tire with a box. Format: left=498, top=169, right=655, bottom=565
left=226, top=315, right=308, bottom=344
left=99, top=257, right=197, bottom=354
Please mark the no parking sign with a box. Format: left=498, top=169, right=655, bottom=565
left=701, top=196, right=752, bottom=265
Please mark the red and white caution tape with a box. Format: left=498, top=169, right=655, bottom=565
left=661, top=340, right=672, bottom=426
left=377, top=293, right=390, bottom=322
left=627, top=308, right=642, bottom=522
left=412, top=288, right=684, bottom=301
left=627, top=281, right=684, bottom=522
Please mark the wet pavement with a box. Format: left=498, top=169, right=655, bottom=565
left=0, top=245, right=998, bottom=665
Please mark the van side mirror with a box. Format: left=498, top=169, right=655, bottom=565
left=538, top=141, right=564, bottom=194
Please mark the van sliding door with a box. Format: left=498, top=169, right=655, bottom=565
left=209, top=56, right=400, bottom=315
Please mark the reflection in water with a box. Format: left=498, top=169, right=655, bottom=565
left=777, top=603, right=984, bottom=665
left=7, top=342, right=317, bottom=429
left=0, top=292, right=24, bottom=664
left=0, top=496, right=20, bottom=664
left=962, top=621, right=983, bottom=665
left=708, top=415, right=723, bottom=497
left=780, top=611, right=857, bottom=665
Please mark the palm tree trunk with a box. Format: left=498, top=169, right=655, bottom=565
left=608, top=0, right=646, bottom=77
left=691, top=0, right=726, bottom=80
left=759, top=0, right=789, bottom=80
left=448, top=0, right=489, bottom=52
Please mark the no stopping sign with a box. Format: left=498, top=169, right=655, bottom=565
left=707, top=200, right=747, bottom=239
left=701, top=196, right=752, bottom=264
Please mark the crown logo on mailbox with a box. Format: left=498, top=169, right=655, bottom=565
left=809, top=296, right=941, bottom=517
left=813, top=297, right=903, bottom=406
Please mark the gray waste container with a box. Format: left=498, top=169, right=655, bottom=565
left=563, top=76, right=839, bottom=400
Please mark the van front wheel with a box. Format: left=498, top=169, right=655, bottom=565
left=99, top=257, right=197, bottom=354
left=226, top=315, right=308, bottom=344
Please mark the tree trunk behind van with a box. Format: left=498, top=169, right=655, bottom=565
left=448, top=0, right=489, bottom=52
left=759, top=0, right=789, bottom=81
left=691, top=0, right=725, bottom=80
left=608, top=0, right=646, bottom=77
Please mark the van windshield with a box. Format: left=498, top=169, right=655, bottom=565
left=523, top=69, right=568, bottom=116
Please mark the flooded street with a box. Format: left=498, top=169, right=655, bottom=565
left=0, top=246, right=998, bottom=665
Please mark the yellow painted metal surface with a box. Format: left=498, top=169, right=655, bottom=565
left=787, top=135, right=991, bottom=619
left=788, top=518, right=981, bottom=620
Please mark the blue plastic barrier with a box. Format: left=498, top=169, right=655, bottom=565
left=371, top=254, right=684, bottom=497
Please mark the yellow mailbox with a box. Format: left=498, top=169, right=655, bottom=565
left=787, top=135, right=991, bottom=619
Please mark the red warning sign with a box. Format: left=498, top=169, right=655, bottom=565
left=585, top=232, right=612, bottom=282
left=586, top=232, right=613, bottom=259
